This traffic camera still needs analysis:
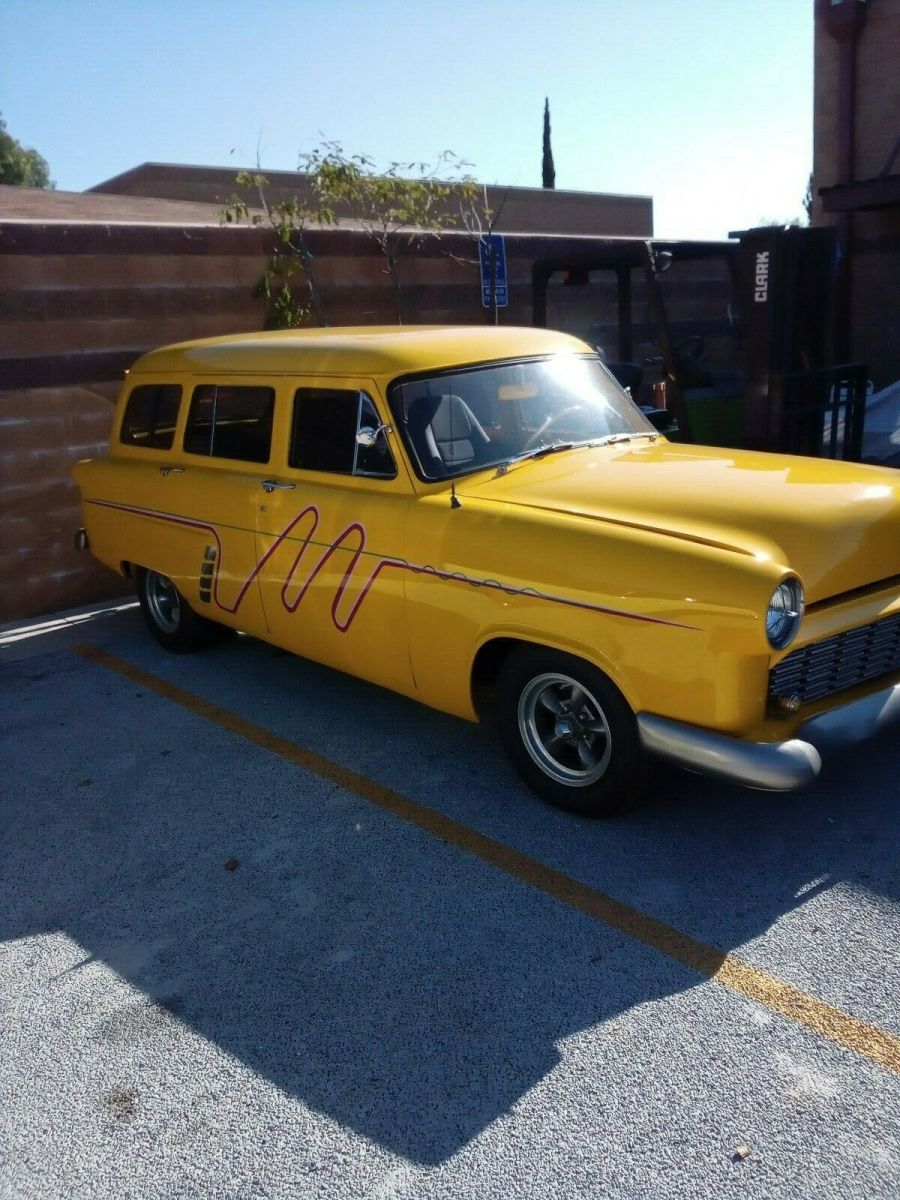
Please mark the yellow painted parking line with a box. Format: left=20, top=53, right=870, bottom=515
left=76, top=642, right=900, bottom=1076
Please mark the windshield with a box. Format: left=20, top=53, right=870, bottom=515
left=389, top=354, right=656, bottom=481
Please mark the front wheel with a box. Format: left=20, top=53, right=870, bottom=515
left=136, top=567, right=223, bottom=653
left=497, top=647, right=647, bottom=817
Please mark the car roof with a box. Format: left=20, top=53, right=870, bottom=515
left=128, top=325, right=593, bottom=379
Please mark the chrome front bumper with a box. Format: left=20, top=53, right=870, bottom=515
left=637, top=680, right=900, bottom=791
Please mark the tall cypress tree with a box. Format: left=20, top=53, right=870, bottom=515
left=542, top=97, right=556, bottom=189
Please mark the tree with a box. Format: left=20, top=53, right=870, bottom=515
left=222, top=164, right=337, bottom=327
left=313, top=143, right=483, bottom=323
left=542, top=98, right=555, bottom=190
left=0, top=114, right=54, bottom=188
left=223, top=142, right=486, bottom=326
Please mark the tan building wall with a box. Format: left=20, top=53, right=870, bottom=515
left=88, top=162, right=654, bottom=238
left=813, top=0, right=900, bottom=388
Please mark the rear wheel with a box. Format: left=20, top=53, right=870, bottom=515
left=136, top=567, right=223, bottom=653
left=497, top=646, right=646, bottom=817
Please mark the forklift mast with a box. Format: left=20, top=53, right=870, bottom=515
left=733, top=225, right=863, bottom=456
left=531, top=227, right=867, bottom=460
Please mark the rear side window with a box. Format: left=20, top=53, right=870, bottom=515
left=120, top=384, right=182, bottom=450
left=289, top=389, right=396, bottom=478
left=183, top=385, right=274, bottom=463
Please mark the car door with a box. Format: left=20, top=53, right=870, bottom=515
left=81, top=376, right=267, bottom=640
left=162, top=376, right=278, bottom=636
left=254, top=378, right=416, bottom=698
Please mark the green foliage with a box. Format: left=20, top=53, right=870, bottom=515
left=221, top=142, right=489, bottom=327
left=223, top=169, right=333, bottom=326
left=0, top=113, right=54, bottom=188
left=253, top=260, right=310, bottom=330
left=311, top=142, right=484, bottom=322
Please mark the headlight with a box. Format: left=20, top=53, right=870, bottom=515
left=766, top=577, right=804, bottom=649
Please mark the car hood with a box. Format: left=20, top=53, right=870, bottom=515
left=460, top=440, right=900, bottom=603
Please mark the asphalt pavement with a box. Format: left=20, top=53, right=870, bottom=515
left=1, top=601, right=898, bottom=1199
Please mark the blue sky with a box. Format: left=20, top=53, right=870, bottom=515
left=1, top=0, right=813, bottom=239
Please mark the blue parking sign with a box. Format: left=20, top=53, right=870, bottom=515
left=479, top=234, right=509, bottom=308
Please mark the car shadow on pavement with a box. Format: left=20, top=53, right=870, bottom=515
left=1, top=636, right=897, bottom=1166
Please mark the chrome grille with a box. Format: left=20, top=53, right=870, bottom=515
left=769, top=611, right=900, bottom=705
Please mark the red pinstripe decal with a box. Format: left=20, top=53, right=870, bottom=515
left=86, top=498, right=697, bottom=632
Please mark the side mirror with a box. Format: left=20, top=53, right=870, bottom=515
left=356, top=423, right=391, bottom=448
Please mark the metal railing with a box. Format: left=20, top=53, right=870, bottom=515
left=777, top=363, right=867, bottom=461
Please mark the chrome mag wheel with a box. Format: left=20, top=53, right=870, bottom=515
left=144, top=570, right=182, bottom=634
left=517, top=672, right=612, bottom=787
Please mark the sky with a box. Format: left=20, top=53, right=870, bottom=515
left=1, top=0, right=813, bottom=240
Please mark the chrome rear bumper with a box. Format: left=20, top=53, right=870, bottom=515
left=637, top=679, right=900, bottom=792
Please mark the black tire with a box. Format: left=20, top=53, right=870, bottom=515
left=136, top=567, right=224, bottom=653
left=496, top=646, right=647, bottom=817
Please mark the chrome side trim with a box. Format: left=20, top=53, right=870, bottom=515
left=637, top=713, right=821, bottom=792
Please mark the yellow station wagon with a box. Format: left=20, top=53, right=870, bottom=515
left=73, top=326, right=900, bottom=816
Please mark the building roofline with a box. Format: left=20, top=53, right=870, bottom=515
left=88, top=161, right=653, bottom=205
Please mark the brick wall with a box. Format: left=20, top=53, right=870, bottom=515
left=813, top=0, right=900, bottom=388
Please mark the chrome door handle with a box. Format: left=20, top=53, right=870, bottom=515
left=159, top=465, right=185, bottom=476
left=261, top=479, right=296, bottom=493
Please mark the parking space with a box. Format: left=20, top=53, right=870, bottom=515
left=2, top=604, right=899, bottom=1199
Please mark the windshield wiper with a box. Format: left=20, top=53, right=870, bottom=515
left=504, top=440, right=575, bottom=468
left=496, top=431, right=658, bottom=475
left=589, top=431, right=659, bottom=447
left=522, top=439, right=576, bottom=460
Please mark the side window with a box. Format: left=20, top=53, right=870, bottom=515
left=289, top=389, right=396, bottom=478
left=120, top=384, right=182, bottom=450
left=183, top=385, right=274, bottom=463
left=356, top=394, right=398, bottom=477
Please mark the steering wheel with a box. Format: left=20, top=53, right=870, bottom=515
left=523, top=405, right=585, bottom=450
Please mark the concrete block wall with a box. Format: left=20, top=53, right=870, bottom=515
left=0, top=221, right=275, bottom=623
left=0, top=382, right=131, bottom=622
left=0, top=214, right=636, bottom=622
left=1, top=187, right=730, bottom=623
